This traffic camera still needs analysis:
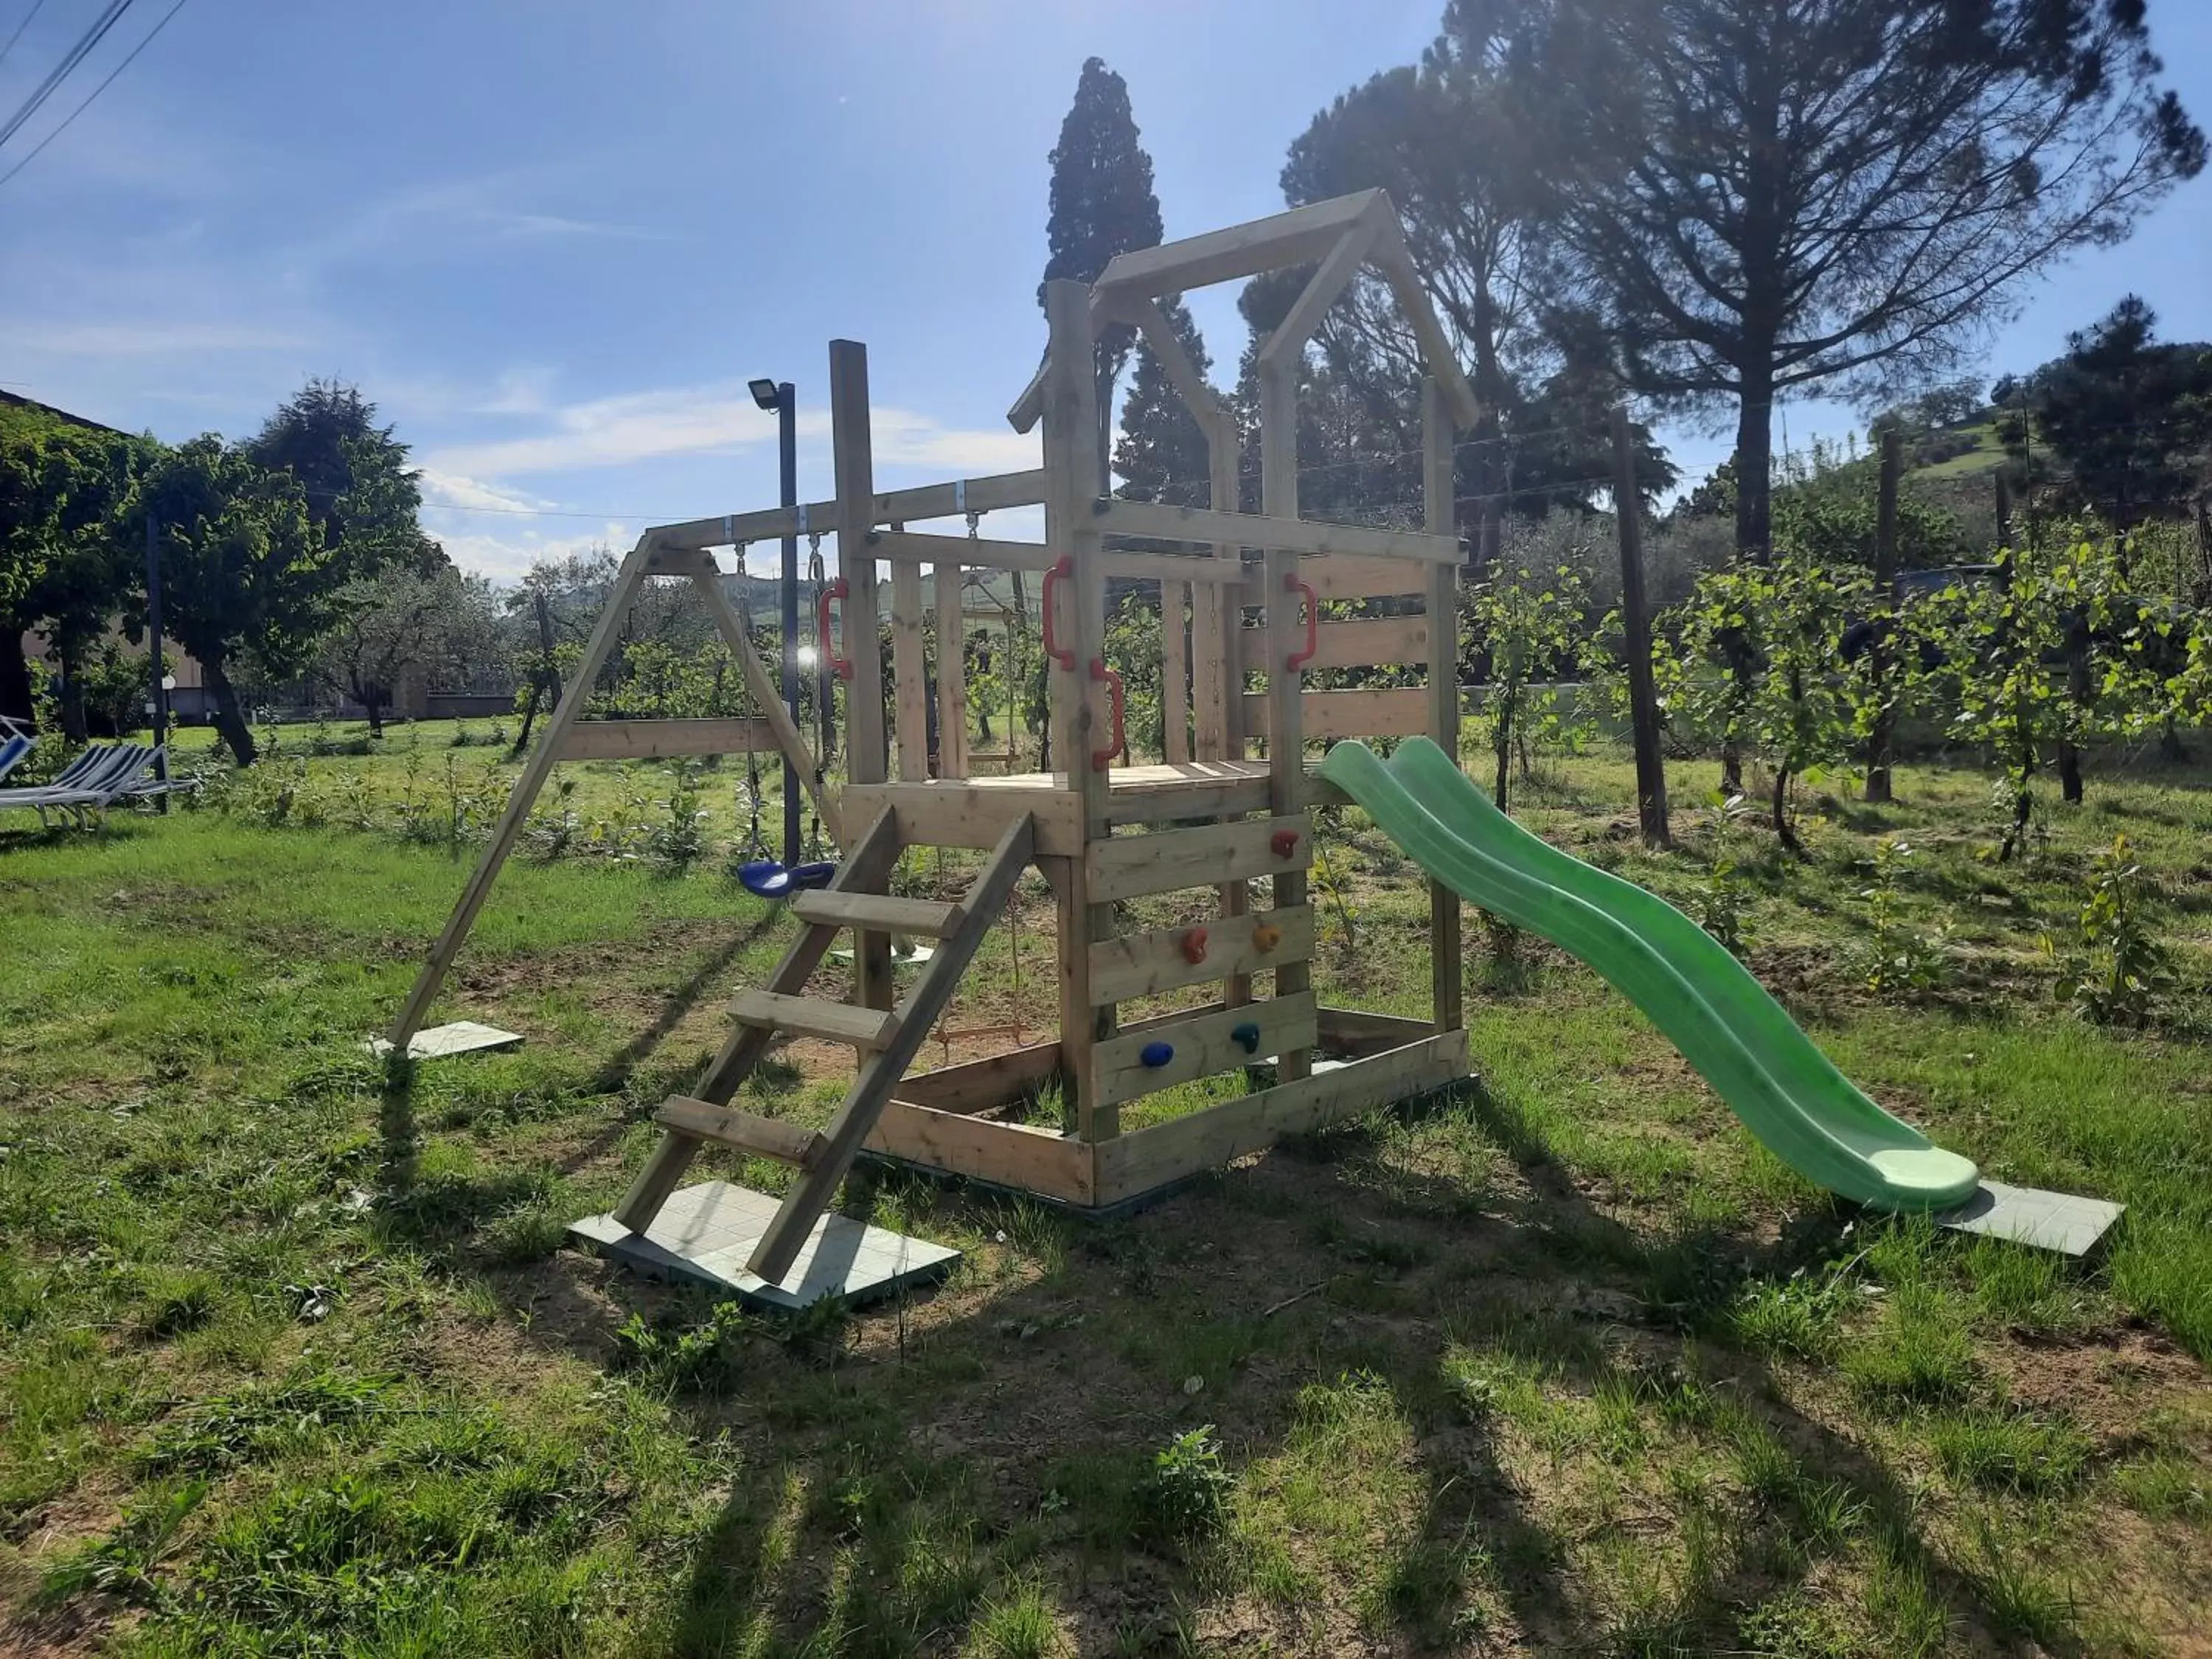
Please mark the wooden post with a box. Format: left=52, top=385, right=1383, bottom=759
left=1865, top=428, right=1902, bottom=804
left=1610, top=406, right=1672, bottom=850
left=1194, top=408, right=1243, bottom=762
left=832, top=340, right=894, bottom=1016
left=1995, top=471, right=2014, bottom=556
left=1259, top=358, right=1310, bottom=1084
left=891, top=551, right=929, bottom=780
left=387, top=538, right=654, bottom=1048
left=1043, top=279, right=1116, bottom=1139
left=1161, top=578, right=1191, bottom=763
left=935, top=559, right=970, bottom=778
left=1422, top=379, right=1464, bottom=1032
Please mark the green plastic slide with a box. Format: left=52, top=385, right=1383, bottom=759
left=1318, top=738, right=1979, bottom=1211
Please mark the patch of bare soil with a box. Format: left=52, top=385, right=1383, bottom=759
left=0, top=1480, right=128, bottom=1659
left=1994, top=1321, right=2209, bottom=1437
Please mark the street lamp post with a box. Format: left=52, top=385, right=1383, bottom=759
left=749, top=378, right=802, bottom=865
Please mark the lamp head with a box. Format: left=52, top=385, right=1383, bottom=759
left=748, top=378, right=782, bottom=411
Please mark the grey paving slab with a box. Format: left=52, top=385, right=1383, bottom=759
left=569, top=1180, right=959, bottom=1311
left=1936, top=1180, right=2124, bottom=1257
left=366, top=1020, right=525, bottom=1060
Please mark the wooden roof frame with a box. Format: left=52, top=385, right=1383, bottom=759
left=1006, top=189, right=1481, bottom=435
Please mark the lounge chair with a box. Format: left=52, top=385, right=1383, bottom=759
left=0, top=744, right=166, bottom=828
left=0, top=733, right=30, bottom=783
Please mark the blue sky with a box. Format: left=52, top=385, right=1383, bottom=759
left=7, top=0, right=2209, bottom=580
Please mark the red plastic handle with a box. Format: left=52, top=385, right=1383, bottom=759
left=1089, top=657, right=1126, bottom=771
left=1042, top=555, right=1077, bottom=669
left=817, top=577, right=853, bottom=681
left=1285, top=573, right=1319, bottom=670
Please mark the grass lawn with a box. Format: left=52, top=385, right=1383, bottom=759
left=2, top=723, right=2209, bottom=1655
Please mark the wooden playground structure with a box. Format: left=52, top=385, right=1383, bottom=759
left=389, top=189, right=1483, bottom=1295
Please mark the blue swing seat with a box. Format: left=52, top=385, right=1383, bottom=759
left=737, top=859, right=838, bottom=900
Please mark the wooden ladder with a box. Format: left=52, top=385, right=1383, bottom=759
left=611, top=807, right=1036, bottom=1287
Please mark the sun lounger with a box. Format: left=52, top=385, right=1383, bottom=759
left=0, top=744, right=165, bottom=827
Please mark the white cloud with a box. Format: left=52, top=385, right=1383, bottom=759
left=428, top=518, right=641, bottom=583
left=422, top=380, right=1038, bottom=481
left=417, top=467, right=557, bottom=515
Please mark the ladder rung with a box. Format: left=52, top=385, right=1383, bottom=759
left=730, top=988, right=901, bottom=1048
left=790, top=890, right=965, bottom=939
left=655, top=1096, right=824, bottom=1167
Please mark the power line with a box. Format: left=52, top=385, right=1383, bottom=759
left=0, top=0, right=52, bottom=75
left=0, top=0, right=189, bottom=190
left=0, top=0, right=134, bottom=156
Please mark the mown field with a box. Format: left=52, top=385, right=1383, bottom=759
left=2, top=719, right=2209, bottom=1657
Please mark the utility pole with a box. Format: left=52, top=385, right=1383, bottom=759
left=776, top=383, right=801, bottom=866
left=145, top=512, right=170, bottom=812
left=1611, top=406, right=1670, bottom=849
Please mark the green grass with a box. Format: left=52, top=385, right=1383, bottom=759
left=1, top=731, right=2209, bottom=1653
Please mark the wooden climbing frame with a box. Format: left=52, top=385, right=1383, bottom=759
left=390, top=189, right=1481, bottom=1278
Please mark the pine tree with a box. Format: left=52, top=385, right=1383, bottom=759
left=1113, top=297, right=1213, bottom=506
left=1041, top=57, right=1166, bottom=473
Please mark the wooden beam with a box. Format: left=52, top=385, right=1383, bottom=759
left=863, top=1100, right=1093, bottom=1206
left=686, top=573, right=846, bottom=846
left=872, top=529, right=1057, bottom=573
left=1371, top=218, right=1484, bottom=429
left=552, top=717, right=778, bottom=762
left=386, top=535, right=654, bottom=1048
left=1099, top=549, right=1253, bottom=585
left=1238, top=615, right=1431, bottom=674
left=1241, top=687, right=1433, bottom=741
left=832, top=339, right=895, bottom=1020
left=1088, top=905, right=1313, bottom=1006
left=1424, top=378, right=1465, bottom=1035
left=1085, top=814, right=1312, bottom=903
left=790, top=890, right=964, bottom=937
left=1162, top=577, right=1191, bottom=763
left=1094, top=189, right=1384, bottom=302
left=1093, top=1031, right=1471, bottom=1206
left=1272, top=555, right=1433, bottom=602
left=653, top=468, right=1050, bottom=552
left=1260, top=358, right=1312, bottom=1086
left=892, top=553, right=930, bottom=780
left=1256, top=207, right=1384, bottom=371
left=730, top=989, right=901, bottom=1049
left=840, top=779, right=1085, bottom=857
left=1129, top=297, right=1228, bottom=423
left=1091, top=992, right=1318, bottom=1110
left=653, top=1096, right=825, bottom=1169
left=1043, top=276, right=1116, bottom=1141
left=1096, top=500, right=1458, bottom=565
left=893, top=1039, right=1065, bottom=1114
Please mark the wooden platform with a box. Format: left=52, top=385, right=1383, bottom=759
left=844, top=760, right=1354, bottom=855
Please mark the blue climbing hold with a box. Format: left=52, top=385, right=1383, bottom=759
left=1230, top=1022, right=1261, bottom=1054
left=1140, top=1040, right=1175, bottom=1068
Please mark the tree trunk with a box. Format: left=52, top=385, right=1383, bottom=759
left=2059, top=613, right=2090, bottom=805
left=0, top=630, right=35, bottom=731
left=509, top=678, right=540, bottom=759
left=56, top=653, right=88, bottom=744
left=1492, top=699, right=1512, bottom=811
left=1733, top=366, right=1776, bottom=566
left=204, top=653, right=257, bottom=767
left=1611, top=407, right=1672, bottom=849
left=1864, top=431, right=1902, bottom=804
left=1771, top=765, right=1800, bottom=854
